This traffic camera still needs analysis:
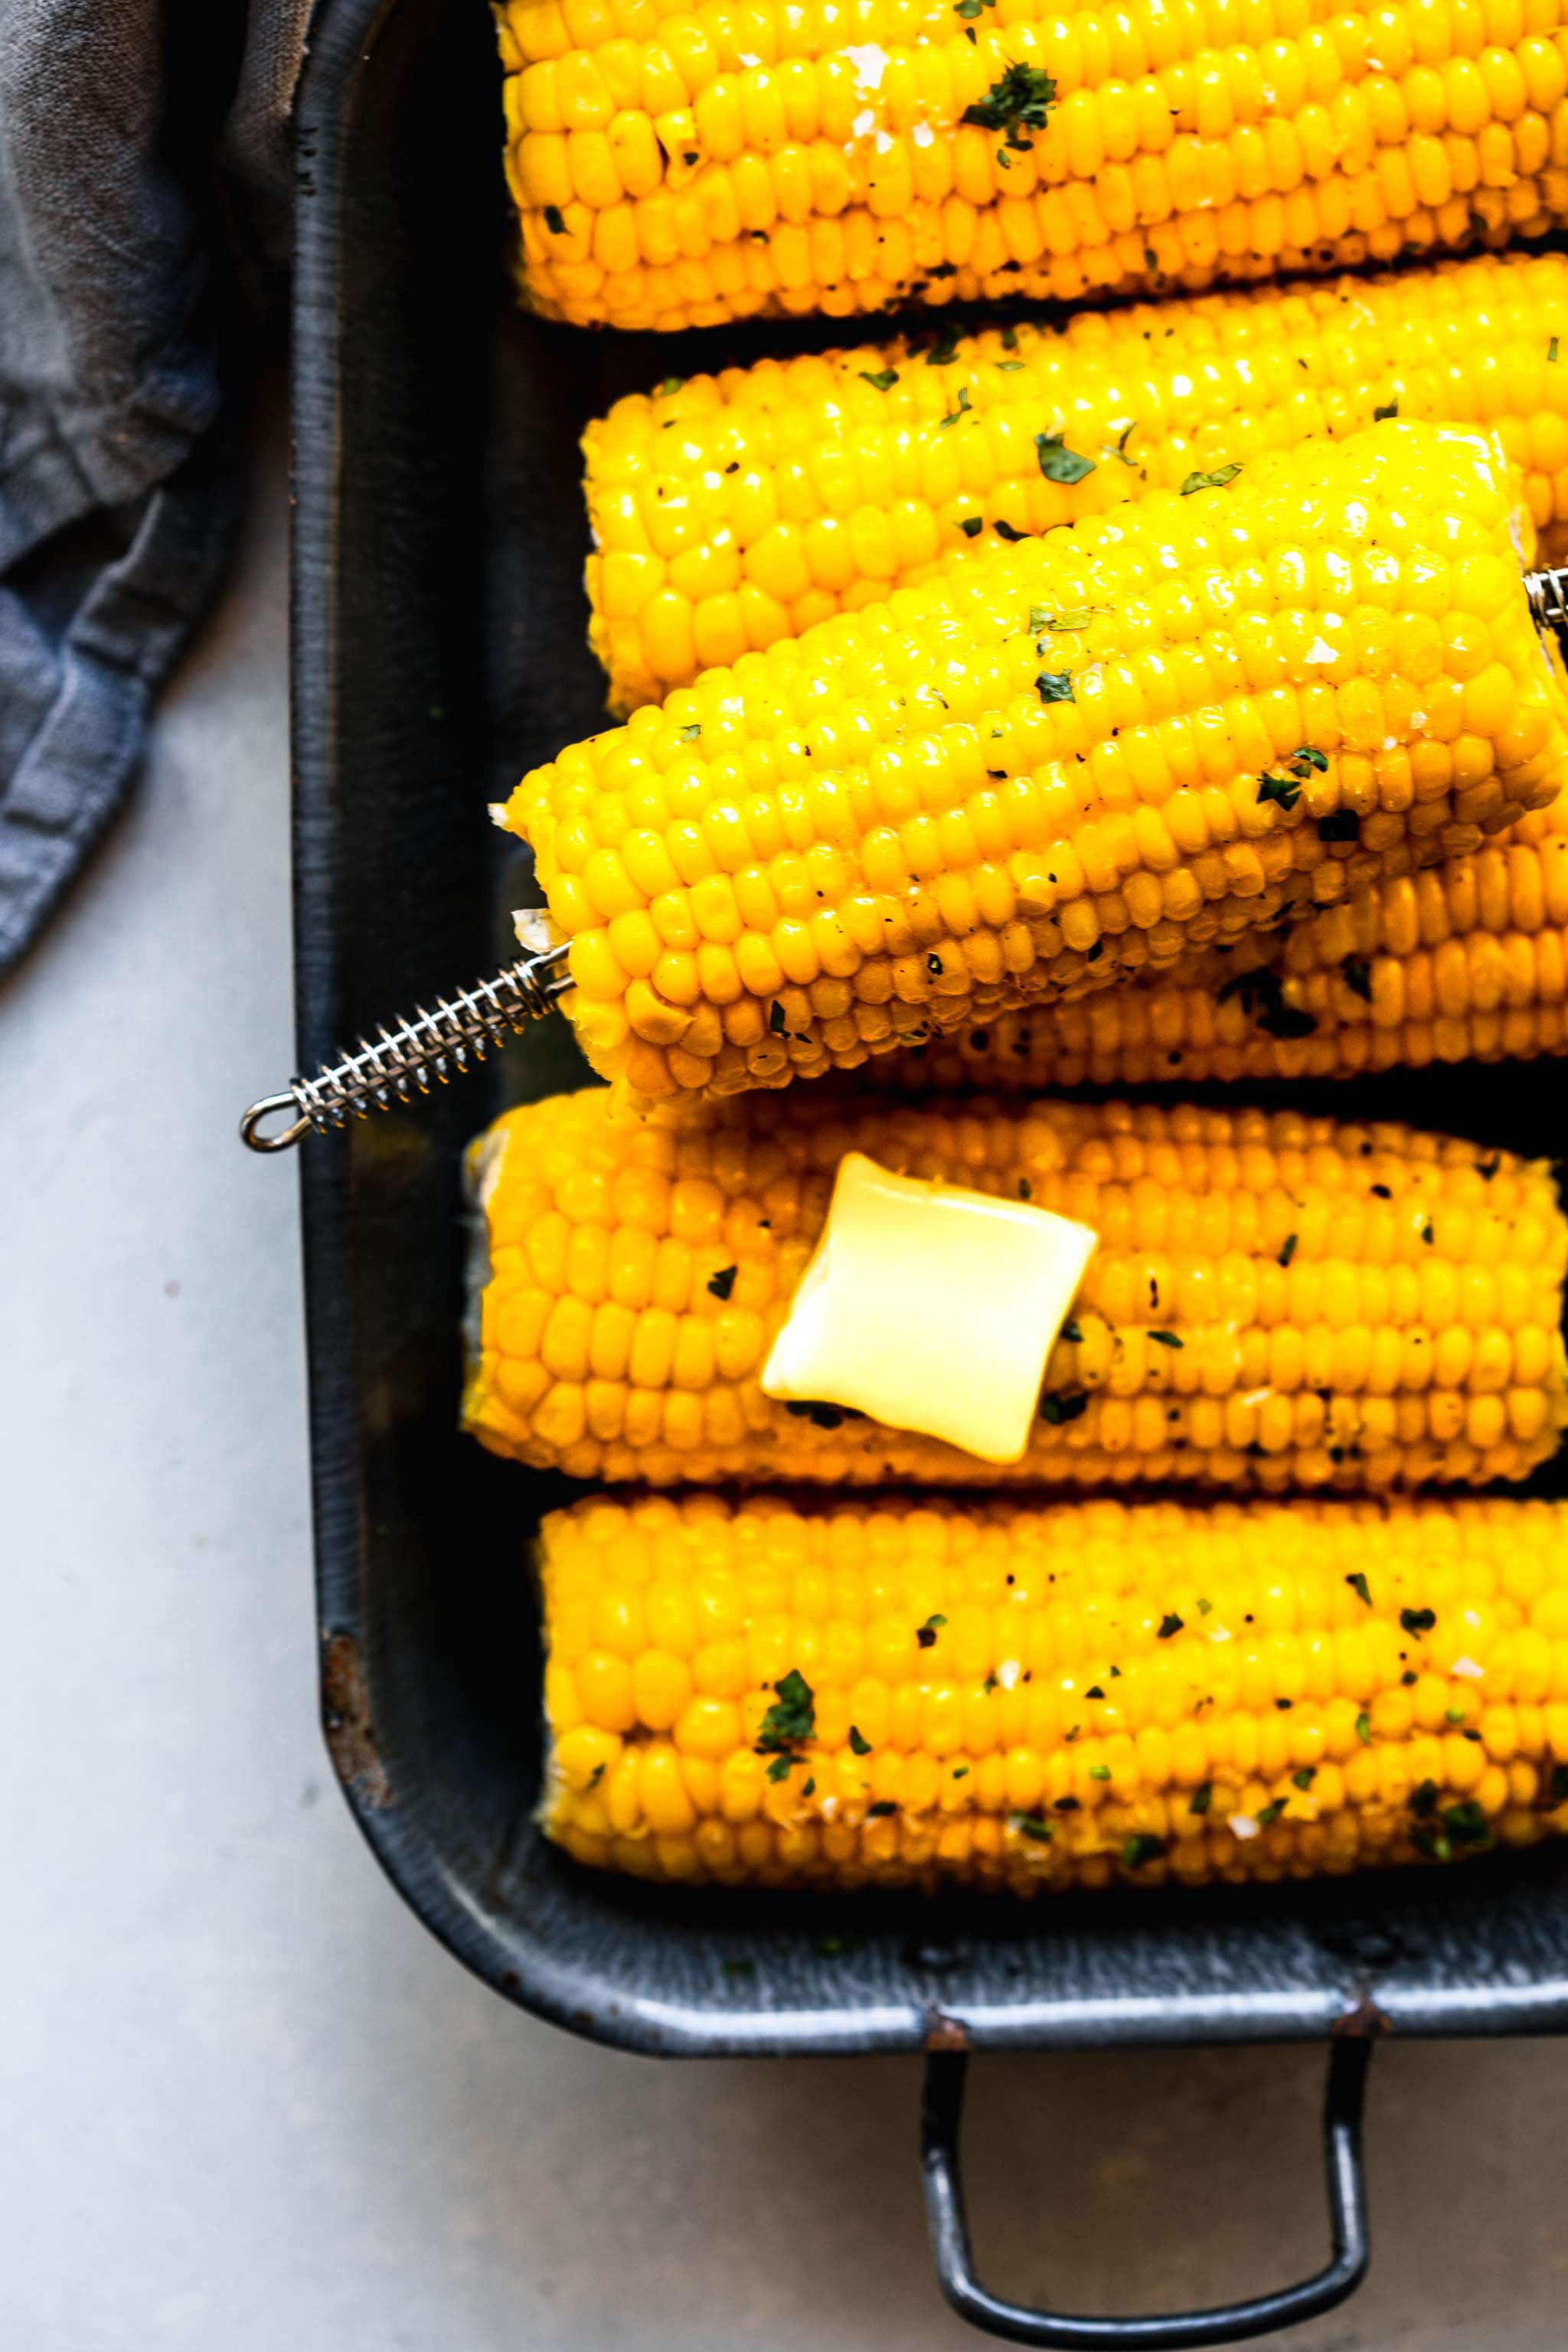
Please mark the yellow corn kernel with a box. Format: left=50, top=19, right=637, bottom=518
left=538, top=1491, right=1568, bottom=1892
left=462, top=1083, right=1568, bottom=1491
left=584, top=251, right=1568, bottom=711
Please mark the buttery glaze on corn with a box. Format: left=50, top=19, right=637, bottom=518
left=506, top=423, right=1568, bottom=1109
left=496, top=0, right=1568, bottom=333
left=584, top=250, right=1568, bottom=710
left=538, top=1491, right=1568, bottom=1892
left=878, top=786, right=1568, bottom=1083
left=463, top=1086, right=1568, bottom=1489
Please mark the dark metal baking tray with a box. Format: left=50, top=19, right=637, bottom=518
left=291, top=2, right=1568, bottom=2337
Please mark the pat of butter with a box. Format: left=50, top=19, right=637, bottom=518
left=761, top=1151, right=1098, bottom=1465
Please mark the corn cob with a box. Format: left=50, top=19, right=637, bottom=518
left=539, top=1489, right=1568, bottom=1893
left=585, top=251, right=1568, bottom=712
left=463, top=1085, right=1568, bottom=1489
left=880, top=788, right=1568, bottom=1086
left=496, top=0, right=1568, bottom=335
left=509, top=422, right=1568, bottom=1109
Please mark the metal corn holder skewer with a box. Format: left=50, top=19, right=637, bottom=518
left=240, top=563, right=1568, bottom=1153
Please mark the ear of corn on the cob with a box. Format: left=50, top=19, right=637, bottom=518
left=583, top=251, right=1568, bottom=712
left=495, top=0, right=1568, bottom=333
left=878, top=787, right=1568, bottom=1086
left=463, top=1085, right=1568, bottom=1490
left=507, top=422, right=1568, bottom=1110
left=538, top=1490, right=1568, bottom=1893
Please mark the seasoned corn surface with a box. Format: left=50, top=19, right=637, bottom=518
left=464, top=1085, right=1568, bottom=1488
left=508, top=423, right=1568, bottom=1109
left=539, top=1490, right=1568, bottom=1892
left=496, top=0, right=1568, bottom=332
left=585, top=251, right=1568, bottom=710
left=880, top=787, right=1568, bottom=1084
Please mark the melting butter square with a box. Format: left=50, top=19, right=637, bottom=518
left=761, top=1151, right=1098, bottom=1465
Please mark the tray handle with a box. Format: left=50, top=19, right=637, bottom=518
left=920, top=2038, right=1370, bottom=2349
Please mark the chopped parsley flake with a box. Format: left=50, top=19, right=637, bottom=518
left=1085, top=1684, right=1105, bottom=1700
left=1035, top=430, right=1096, bottom=485
left=1292, top=1766, right=1317, bottom=1790
left=1089, top=1763, right=1112, bottom=1782
left=1342, top=956, right=1372, bottom=1002
left=1318, top=808, right=1360, bottom=842
left=768, top=1000, right=787, bottom=1034
left=1346, top=1572, right=1372, bottom=1607
left=1061, top=1319, right=1083, bottom=1343
left=1553, top=338, right=1560, bottom=362
left=959, top=515, right=985, bottom=537
left=678, top=721, right=701, bottom=741
left=1256, top=770, right=1304, bottom=812
left=1279, top=1233, right=1298, bottom=1267
left=916, top=1614, right=948, bottom=1648
left=587, top=1762, right=606, bottom=1789
left=1157, top=1612, right=1184, bottom=1639
left=706, top=1264, right=737, bottom=1300
left=1122, top=1833, right=1167, bottom=1867
left=1400, top=1608, right=1436, bottom=1634
left=756, top=1668, right=815, bottom=1753
left=1189, top=1782, right=1213, bottom=1815
left=1036, top=668, right=1074, bottom=703
left=765, top=1754, right=795, bottom=1782
left=1014, top=1812, right=1053, bottom=1843
left=1040, top=1390, right=1088, bottom=1424
left=1180, top=462, right=1243, bottom=495
left=961, top=60, right=1057, bottom=139
left=544, top=204, right=567, bottom=234
left=1355, top=1710, right=1373, bottom=1746
left=1148, top=1330, right=1182, bottom=1349
left=1373, top=398, right=1400, bottom=420
left=1255, top=1799, right=1285, bottom=1828
left=848, top=1725, right=872, bottom=1756
left=859, top=368, right=899, bottom=391
left=939, top=387, right=974, bottom=429
left=867, top=1801, right=897, bottom=1818
left=953, top=1765, right=970, bottom=1779
left=925, top=326, right=962, bottom=368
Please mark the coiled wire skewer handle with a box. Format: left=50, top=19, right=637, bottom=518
left=240, top=939, right=570, bottom=1152
left=243, top=563, right=1568, bottom=1153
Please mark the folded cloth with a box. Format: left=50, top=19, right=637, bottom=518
left=0, top=0, right=310, bottom=972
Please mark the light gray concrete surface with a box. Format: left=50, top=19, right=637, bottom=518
left=5, top=381, right=1568, bottom=2352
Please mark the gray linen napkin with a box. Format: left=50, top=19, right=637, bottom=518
left=0, top=0, right=311, bottom=970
